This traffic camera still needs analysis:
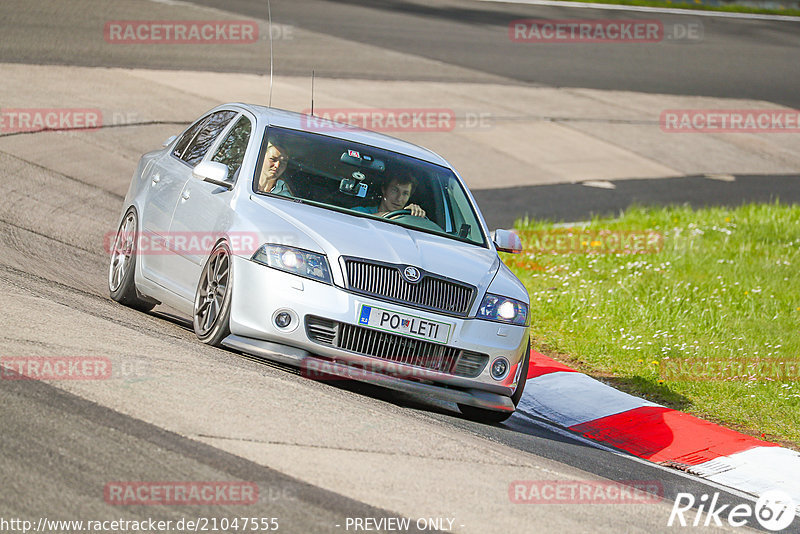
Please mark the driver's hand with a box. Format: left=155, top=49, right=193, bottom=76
left=406, top=204, right=426, bottom=217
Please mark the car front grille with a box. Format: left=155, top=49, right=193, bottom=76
left=342, top=258, right=475, bottom=316
left=305, top=316, right=488, bottom=378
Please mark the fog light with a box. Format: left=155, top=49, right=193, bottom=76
left=490, top=358, right=509, bottom=380
left=275, top=312, right=292, bottom=328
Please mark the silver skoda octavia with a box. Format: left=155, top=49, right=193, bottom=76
left=109, top=103, right=530, bottom=423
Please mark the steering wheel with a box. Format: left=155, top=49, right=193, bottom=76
left=382, top=209, right=443, bottom=232
left=382, top=209, right=413, bottom=219
left=383, top=209, right=432, bottom=221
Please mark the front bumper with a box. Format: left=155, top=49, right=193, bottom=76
left=221, top=335, right=516, bottom=412
left=227, top=256, right=529, bottom=405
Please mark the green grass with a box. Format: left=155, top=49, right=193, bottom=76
left=556, top=0, right=800, bottom=17
left=506, top=203, right=800, bottom=448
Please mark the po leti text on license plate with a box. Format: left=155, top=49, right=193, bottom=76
left=357, top=305, right=451, bottom=344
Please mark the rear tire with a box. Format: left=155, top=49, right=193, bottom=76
left=458, top=339, right=531, bottom=424
left=193, top=241, right=233, bottom=346
left=108, top=208, right=156, bottom=312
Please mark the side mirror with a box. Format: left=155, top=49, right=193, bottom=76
left=162, top=135, right=177, bottom=148
left=193, top=161, right=232, bottom=190
left=492, top=229, right=522, bottom=254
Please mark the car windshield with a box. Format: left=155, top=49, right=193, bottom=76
left=252, top=126, right=487, bottom=247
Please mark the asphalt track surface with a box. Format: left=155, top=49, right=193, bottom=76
left=5, top=0, right=799, bottom=107
left=2, top=376, right=418, bottom=530
left=215, top=0, right=800, bottom=108
left=1, top=1, right=797, bottom=532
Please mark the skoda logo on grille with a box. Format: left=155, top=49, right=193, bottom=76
left=403, top=266, right=422, bottom=283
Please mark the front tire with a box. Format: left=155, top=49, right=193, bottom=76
left=458, top=339, right=531, bottom=424
left=108, top=208, right=156, bottom=312
left=193, top=241, right=233, bottom=346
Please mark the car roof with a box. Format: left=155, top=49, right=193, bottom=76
left=222, top=102, right=452, bottom=168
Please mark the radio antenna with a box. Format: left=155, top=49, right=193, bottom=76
left=267, top=0, right=274, bottom=107
left=311, top=70, right=315, bottom=116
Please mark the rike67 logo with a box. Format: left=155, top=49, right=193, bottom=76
left=669, top=490, right=796, bottom=531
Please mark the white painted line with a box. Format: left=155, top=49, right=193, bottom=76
left=519, top=371, right=661, bottom=427
left=704, top=173, right=737, bottom=182
left=694, top=447, right=800, bottom=512
left=477, top=0, right=800, bottom=21
left=147, top=0, right=266, bottom=20
left=582, top=180, right=617, bottom=189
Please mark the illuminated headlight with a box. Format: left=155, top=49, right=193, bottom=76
left=252, top=244, right=332, bottom=284
left=477, top=293, right=528, bottom=325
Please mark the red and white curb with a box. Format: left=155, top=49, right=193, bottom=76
left=518, top=350, right=800, bottom=513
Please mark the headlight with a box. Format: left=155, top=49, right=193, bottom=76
left=251, top=244, right=332, bottom=284
left=477, top=293, right=528, bottom=325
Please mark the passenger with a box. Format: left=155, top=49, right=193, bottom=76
left=257, top=141, right=292, bottom=196
left=353, top=174, right=426, bottom=217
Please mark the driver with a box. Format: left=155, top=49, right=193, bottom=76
left=257, top=141, right=292, bottom=196
left=353, top=174, right=426, bottom=217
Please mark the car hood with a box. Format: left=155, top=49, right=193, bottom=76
left=248, top=195, right=500, bottom=292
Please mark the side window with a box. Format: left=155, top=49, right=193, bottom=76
left=211, top=115, right=252, bottom=181
left=172, top=117, right=207, bottom=159
left=179, top=110, right=237, bottom=166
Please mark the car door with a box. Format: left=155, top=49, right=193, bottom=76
left=142, top=109, right=237, bottom=290
left=167, top=113, right=254, bottom=300
left=138, top=115, right=205, bottom=279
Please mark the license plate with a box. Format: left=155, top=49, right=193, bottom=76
left=357, top=304, right=452, bottom=344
